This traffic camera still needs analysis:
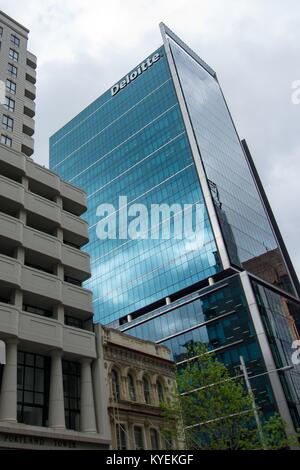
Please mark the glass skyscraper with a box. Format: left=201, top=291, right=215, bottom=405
left=50, top=24, right=300, bottom=433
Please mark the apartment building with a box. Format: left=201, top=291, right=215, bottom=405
left=98, top=325, right=181, bottom=450
left=0, top=10, right=36, bottom=156
left=0, top=144, right=110, bottom=449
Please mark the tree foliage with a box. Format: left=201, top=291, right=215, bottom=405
left=161, top=343, right=298, bottom=450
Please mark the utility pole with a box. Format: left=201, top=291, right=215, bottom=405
left=239, top=355, right=265, bottom=449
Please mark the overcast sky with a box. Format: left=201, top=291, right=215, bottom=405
left=2, top=0, right=300, bottom=277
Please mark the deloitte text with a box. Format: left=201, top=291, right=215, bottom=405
left=96, top=196, right=205, bottom=243
left=111, top=53, right=161, bottom=96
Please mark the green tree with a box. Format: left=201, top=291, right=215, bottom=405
left=161, top=343, right=298, bottom=450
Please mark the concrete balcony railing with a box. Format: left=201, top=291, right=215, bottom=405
left=61, top=181, right=87, bottom=216
left=19, top=311, right=62, bottom=349
left=0, top=302, right=97, bottom=354
left=26, top=160, right=60, bottom=193
left=24, top=97, right=36, bottom=118
left=62, top=282, right=93, bottom=314
left=0, top=302, right=19, bottom=337
left=0, top=145, right=26, bottom=174
left=27, top=51, right=37, bottom=69
left=62, top=244, right=90, bottom=278
left=61, top=210, right=89, bottom=245
left=23, top=114, right=35, bottom=137
left=26, top=64, right=37, bottom=84
left=0, top=254, right=22, bottom=287
left=23, top=226, right=61, bottom=261
left=0, top=212, right=23, bottom=244
left=25, top=191, right=61, bottom=225
left=21, top=134, right=34, bottom=157
left=22, top=266, right=62, bottom=302
left=0, top=175, right=24, bottom=206
left=63, top=325, right=96, bottom=358
left=25, top=81, right=36, bottom=100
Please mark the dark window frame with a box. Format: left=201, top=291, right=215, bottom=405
left=1, top=134, right=12, bottom=147
left=9, top=48, right=19, bottom=62
left=11, top=33, right=20, bottom=47
left=143, top=376, right=151, bottom=404
left=63, top=360, right=81, bottom=431
left=127, top=373, right=136, bottom=401
left=65, top=315, right=84, bottom=329
left=6, top=78, right=16, bottom=94
left=116, top=423, right=127, bottom=450
left=17, top=351, right=50, bottom=427
left=112, top=369, right=120, bottom=402
left=4, top=96, right=15, bottom=112
left=2, top=114, right=14, bottom=132
left=157, top=380, right=164, bottom=403
left=8, top=62, right=17, bottom=77
left=134, top=425, right=145, bottom=450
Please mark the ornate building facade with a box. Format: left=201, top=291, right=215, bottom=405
left=97, top=325, right=181, bottom=450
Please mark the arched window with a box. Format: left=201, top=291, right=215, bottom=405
left=157, top=380, right=164, bottom=403
left=128, top=373, right=136, bottom=401
left=143, top=376, right=151, bottom=404
left=111, top=369, right=120, bottom=402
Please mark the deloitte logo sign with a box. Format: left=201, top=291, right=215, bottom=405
left=111, top=53, right=161, bottom=97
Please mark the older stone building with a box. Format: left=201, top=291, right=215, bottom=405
left=97, top=325, right=180, bottom=450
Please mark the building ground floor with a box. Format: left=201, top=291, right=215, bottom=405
left=0, top=336, right=111, bottom=450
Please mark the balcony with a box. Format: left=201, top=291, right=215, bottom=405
left=25, top=191, right=61, bottom=225
left=23, top=226, right=61, bottom=261
left=22, top=266, right=62, bottom=302
left=0, top=212, right=23, bottom=244
left=62, top=282, right=93, bottom=315
left=0, top=175, right=24, bottom=206
left=21, top=135, right=34, bottom=157
left=24, top=81, right=36, bottom=101
left=63, top=325, right=96, bottom=358
left=26, top=64, right=37, bottom=84
left=23, top=115, right=35, bottom=137
left=0, top=254, right=21, bottom=287
left=26, top=51, right=37, bottom=70
left=19, top=310, right=62, bottom=348
left=24, top=98, right=36, bottom=118
left=61, top=181, right=87, bottom=216
left=62, top=210, right=89, bottom=247
left=26, top=160, right=60, bottom=193
left=0, top=145, right=26, bottom=175
left=0, top=302, right=19, bottom=337
left=62, top=244, right=90, bottom=280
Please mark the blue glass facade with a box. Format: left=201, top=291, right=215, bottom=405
left=50, top=46, right=220, bottom=324
left=50, top=31, right=297, bottom=323
left=253, top=281, right=300, bottom=427
left=168, top=38, right=294, bottom=295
